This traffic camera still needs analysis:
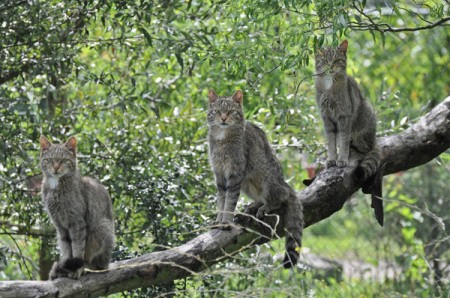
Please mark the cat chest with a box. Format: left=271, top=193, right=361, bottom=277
left=43, top=191, right=86, bottom=228
left=211, top=156, right=237, bottom=178
left=319, top=92, right=352, bottom=117
left=210, top=147, right=244, bottom=179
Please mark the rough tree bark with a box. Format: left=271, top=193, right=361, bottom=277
left=1, top=97, right=449, bottom=298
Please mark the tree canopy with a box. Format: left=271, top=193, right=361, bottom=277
left=1, top=0, right=449, bottom=297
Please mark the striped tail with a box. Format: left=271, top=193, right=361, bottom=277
left=353, top=144, right=381, bottom=183
left=282, top=192, right=304, bottom=269
left=370, top=167, right=384, bottom=226
left=353, top=143, right=384, bottom=226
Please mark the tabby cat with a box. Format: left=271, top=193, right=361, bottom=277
left=314, top=40, right=383, bottom=225
left=40, top=136, right=115, bottom=279
left=207, top=90, right=304, bottom=268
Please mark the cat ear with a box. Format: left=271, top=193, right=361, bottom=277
left=65, top=136, right=77, bottom=156
left=338, top=40, right=348, bottom=52
left=39, top=136, right=52, bottom=152
left=208, top=89, right=219, bottom=104
left=232, top=90, right=243, bottom=107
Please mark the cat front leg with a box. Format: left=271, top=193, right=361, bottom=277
left=56, top=227, right=73, bottom=261
left=220, top=175, right=243, bottom=229
left=50, top=226, right=85, bottom=280
left=337, top=116, right=352, bottom=167
left=323, top=118, right=337, bottom=167
left=67, top=223, right=87, bottom=279
left=49, top=227, right=75, bottom=280
left=70, top=223, right=87, bottom=259
left=213, top=175, right=227, bottom=226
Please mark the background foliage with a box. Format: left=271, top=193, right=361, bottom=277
left=1, top=0, right=449, bottom=296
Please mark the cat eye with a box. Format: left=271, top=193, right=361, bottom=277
left=62, top=158, right=73, bottom=164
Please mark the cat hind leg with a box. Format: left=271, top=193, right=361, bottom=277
left=85, top=221, right=115, bottom=270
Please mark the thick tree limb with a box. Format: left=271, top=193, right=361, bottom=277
left=1, top=97, right=449, bottom=297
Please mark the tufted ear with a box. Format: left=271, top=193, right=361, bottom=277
left=65, top=136, right=77, bottom=156
left=338, top=40, right=348, bottom=52
left=232, top=90, right=243, bottom=107
left=208, top=89, right=219, bottom=105
left=39, top=136, right=52, bottom=152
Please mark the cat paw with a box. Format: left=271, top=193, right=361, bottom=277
left=336, top=160, right=348, bottom=167
left=244, top=202, right=263, bottom=215
left=256, top=207, right=267, bottom=219
left=217, top=220, right=233, bottom=230
left=326, top=160, right=337, bottom=168
left=66, top=267, right=84, bottom=279
left=64, top=258, right=84, bottom=271
left=234, top=213, right=247, bottom=226
left=49, top=259, right=84, bottom=280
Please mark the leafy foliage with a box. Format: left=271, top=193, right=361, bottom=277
left=0, top=0, right=449, bottom=296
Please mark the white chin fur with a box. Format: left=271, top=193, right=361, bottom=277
left=213, top=128, right=227, bottom=140
left=316, top=74, right=333, bottom=90
left=47, top=177, right=59, bottom=189
left=324, top=75, right=333, bottom=90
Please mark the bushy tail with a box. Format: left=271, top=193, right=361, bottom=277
left=282, top=192, right=304, bottom=269
left=353, top=144, right=384, bottom=226
left=370, top=168, right=384, bottom=226
left=353, top=144, right=381, bottom=184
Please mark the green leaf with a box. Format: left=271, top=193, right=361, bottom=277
left=139, top=27, right=153, bottom=47
left=175, top=53, right=184, bottom=71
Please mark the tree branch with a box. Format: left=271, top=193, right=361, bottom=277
left=374, top=16, right=450, bottom=33
left=351, top=4, right=450, bottom=33
left=1, top=97, right=449, bottom=297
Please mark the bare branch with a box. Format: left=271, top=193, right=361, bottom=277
left=352, top=4, right=450, bottom=33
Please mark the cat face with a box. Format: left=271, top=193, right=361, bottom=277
left=40, top=136, right=77, bottom=178
left=207, top=90, right=245, bottom=129
left=315, top=40, right=348, bottom=77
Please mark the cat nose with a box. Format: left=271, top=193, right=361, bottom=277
left=220, top=113, right=228, bottom=122
left=53, top=162, right=61, bottom=172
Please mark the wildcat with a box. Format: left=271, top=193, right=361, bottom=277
left=314, top=40, right=383, bottom=225
left=207, top=90, right=304, bottom=268
left=39, top=136, right=115, bottom=279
